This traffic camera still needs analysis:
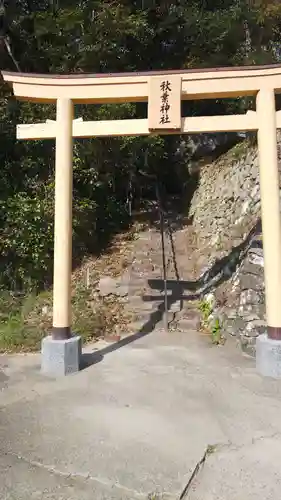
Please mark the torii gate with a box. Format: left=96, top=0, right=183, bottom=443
left=2, top=65, right=281, bottom=378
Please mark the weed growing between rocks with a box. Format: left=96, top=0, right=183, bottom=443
left=211, top=317, right=224, bottom=345
left=198, top=299, right=212, bottom=327
left=198, top=297, right=224, bottom=345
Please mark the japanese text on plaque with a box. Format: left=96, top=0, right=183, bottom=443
left=159, top=80, right=172, bottom=124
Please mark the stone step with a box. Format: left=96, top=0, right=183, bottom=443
left=129, top=289, right=172, bottom=299
left=134, top=309, right=160, bottom=320
left=128, top=294, right=149, bottom=305
left=176, top=315, right=201, bottom=332
left=125, top=321, right=147, bottom=333
left=158, top=314, right=179, bottom=330
left=127, top=279, right=162, bottom=289
left=134, top=308, right=175, bottom=322
left=168, top=300, right=182, bottom=313
left=125, top=320, right=158, bottom=334
left=177, top=304, right=201, bottom=316
left=126, top=276, right=148, bottom=283
left=130, top=302, right=182, bottom=316
left=129, top=292, right=165, bottom=302
left=129, top=302, right=160, bottom=313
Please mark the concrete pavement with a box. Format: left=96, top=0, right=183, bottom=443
left=1, top=329, right=281, bottom=499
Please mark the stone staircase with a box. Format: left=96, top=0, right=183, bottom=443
left=122, top=221, right=201, bottom=337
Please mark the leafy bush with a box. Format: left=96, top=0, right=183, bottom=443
left=0, top=190, right=54, bottom=291
left=0, top=285, right=108, bottom=352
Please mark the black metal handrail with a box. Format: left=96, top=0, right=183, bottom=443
left=137, top=169, right=169, bottom=332
left=155, top=182, right=169, bottom=332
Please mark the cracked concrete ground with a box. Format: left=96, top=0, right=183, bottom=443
left=1, top=329, right=281, bottom=499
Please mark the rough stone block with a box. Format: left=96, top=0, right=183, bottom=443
left=98, top=276, right=117, bottom=297
left=240, top=288, right=264, bottom=306
left=245, top=319, right=266, bottom=338
left=248, top=252, right=264, bottom=267
left=256, top=334, right=281, bottom=378
left=225, top=317, right=245, bottom=337
left=239, top=273, right=264, bottom=291
left=240, top=334, right=256, bottom=358
left=241, top=260, right=263, bottom=276
left=177, top=317, right=200, bottom=331
left=238, top=303, right=265, bottom=317
left=41, top=335, right=82, bottom=376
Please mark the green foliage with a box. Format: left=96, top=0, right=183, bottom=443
left=198, top=300, right=224, bottom=344
left=0, top=189, right=54, bottom=291
left=0, top=291, right=46, bottom=352
left=230, top=140, right=252, bottom=160
left=1, top=1, right=281, bottom=298
left=0, top=284, right=107, bottom=352
left=198, top=299, right=213, bottom=327
left=211, top=318, right=223, bottom=345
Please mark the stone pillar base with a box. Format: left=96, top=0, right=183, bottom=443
left=41, top=335, right=82, bottom=376
left=256, top=333, right=281, bottom=378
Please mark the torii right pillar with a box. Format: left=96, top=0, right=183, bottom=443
left=256, top=88, right=281, bottom=377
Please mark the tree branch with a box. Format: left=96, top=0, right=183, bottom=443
left=3, top=35, right=21, bottom=71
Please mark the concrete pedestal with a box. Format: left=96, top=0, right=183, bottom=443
left=256, top=333, right=281, bottom=378
left=41, top=335, right=82, bottom=376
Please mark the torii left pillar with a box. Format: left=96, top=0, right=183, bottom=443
left=41, top=98, right=81, bottom=376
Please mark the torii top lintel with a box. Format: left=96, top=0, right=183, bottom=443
left=3, top=64, right=281, bottom=104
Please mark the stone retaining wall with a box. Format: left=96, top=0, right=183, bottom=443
left=188, top=133, right=281, bottom=356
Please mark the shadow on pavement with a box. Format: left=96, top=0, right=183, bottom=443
left=81, top=218, right=262, bottom=370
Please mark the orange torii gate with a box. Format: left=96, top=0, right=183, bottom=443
left=2, top=64, right=281, bottom=377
